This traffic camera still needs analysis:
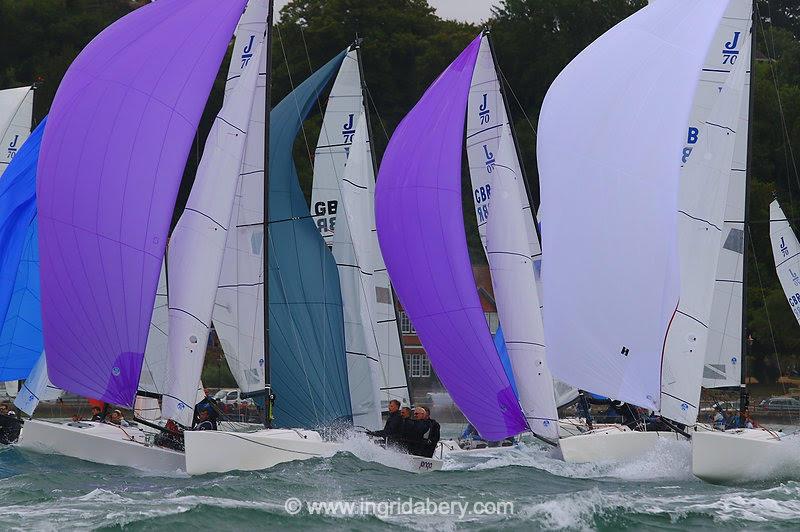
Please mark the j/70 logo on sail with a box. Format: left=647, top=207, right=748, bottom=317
left=722, top=32, right=741, bottom=65
left=479, top=93, right=490, bottom=125
left=241, top=35, right=255, bottom=68
left=342, top=114, right=356, bottom=144
left=6, top=134, right=19, bottom=159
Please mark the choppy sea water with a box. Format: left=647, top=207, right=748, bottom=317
left=1, top=426, right=800, bottom=530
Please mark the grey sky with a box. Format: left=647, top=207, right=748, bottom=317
left=274, top=1, right=502, bottom=24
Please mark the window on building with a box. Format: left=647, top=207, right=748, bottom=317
left=485, top=311, right=499, bottom=334
left=406, top=353, right=431, bottom=378
left=400, top=311, right=416, bottom=334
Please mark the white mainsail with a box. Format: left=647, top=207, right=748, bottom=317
left=332, top=114, right=383, bottom=430
left=310, top=49, right=363, bottom=245
left=703, top=0, right=753, bottom=388
left=770, top=200, right=800, bottom=325
left=213, top=1, right=269, bottom=395
left=311, top=45, right=410, bottom=410
left=538, top=0, right=727, bottom=411
left=163, top=43, right=263, bottom=426
left=486, top=128, right=559, bottom=440
left=0, top=86, right=33, bottom=179
left=140, top=258, right=169, bottom=395
left=660, top=36, right=750, bottom=425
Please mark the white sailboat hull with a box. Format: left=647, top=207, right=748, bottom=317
left=691, top=428, right=800, bottom=484
left=558, top=425, right=683, bottom=463
left=436, top=438, right=516, bottom=457
left=17, top=419, right=185, bottom=473
left=183, top=428, right=339, bottom=474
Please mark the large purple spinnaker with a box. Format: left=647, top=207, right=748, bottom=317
left=375, top=36, right=526, bottom=440
left=37, top=0, right=247, bottom=406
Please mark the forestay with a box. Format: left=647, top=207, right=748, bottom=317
left=332, top=113, right=383, bottom=430
left=770, top=200, right=800, bottom=326
left=702, top=0, right=753, bottom=389
left=37, top=0, right=247, bottom=406
left=538, top=0, right=727, bottom=411
left=486, top=128, right=558, bottom=440
left=214, top=0, right=269, bottom=396
left=164, top=42, right=262, bottom=426
left=0, top=86, right=33, bottom=179
left=269, top=51, right=352, bottom=429
left=661, top=36, right=750, bottom=426
left=311, top=48, right=363, bottom=245
left=376, top=35, right=526, bottom=441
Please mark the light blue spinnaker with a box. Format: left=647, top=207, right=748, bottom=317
left=493, top=325, right=519, bottom=400
left=270, top=51, right=352, bottom=428
left=0, top=118, right=46, bottom=381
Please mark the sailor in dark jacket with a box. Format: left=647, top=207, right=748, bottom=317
left=407, top=406, right=441, bottom=458
left=368, top=399, right=403, bottom=441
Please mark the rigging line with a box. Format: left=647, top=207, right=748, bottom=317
left=495, top=65, right=537, bottom=137
left=747, top=224, right=787, bottom=396
left=363, top=82, right=389, bottom=142
left=275, top=24, right=315, bottom=170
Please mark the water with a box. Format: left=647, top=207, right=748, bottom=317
left=1, top=428, right=800, bottom=530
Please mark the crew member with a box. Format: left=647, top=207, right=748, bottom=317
left=193, top=408, right=216, bottom=431
left=368, top=399, right=403, bottom=441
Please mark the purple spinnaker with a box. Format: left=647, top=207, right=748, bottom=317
left=375, top=35, right=526, bottom=440
left=36, top=0, right=247, bottom=406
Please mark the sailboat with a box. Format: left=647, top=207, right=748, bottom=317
left=0, top=85, right=34, bottom=180
left=691, top=198, right=800, bottom=484
left=16, top=0, right=250, bottom=472
left=375, top=33, right=558, bottom=454
left=538, top=0, right=746, bottom=463
left=309, top=40, right=410, bottom=426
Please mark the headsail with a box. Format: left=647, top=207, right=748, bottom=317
left=486, top=128, right=558, bottom=440
left=538, top=0, right=728, bottom=411
left=139, top=259, right=168, bottom=395
left=770, top=200, right=800, bottom=326
left=214, top=0, right=269, bottom=396
left=14, top=351, right=61, bottom=416
left=0, top=118, right=46, bottom=381
left=0, top=86, right=33, bottom=179
left=703, top=0, right=753, bottom=388
left=163, top=42, right=263, bottom=426
left=269, top=51, right=352, bottom=429
left=375, top=35, right=526, bottom=441
left=660, top=36, right=750, bottom=425
left=332, top=114, right=383, bottom=430
left=37, top=0, right=248, bottom=406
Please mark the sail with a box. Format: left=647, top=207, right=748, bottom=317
left=214, top=0, right=269, bottom=395
left=310, top=48, right=363, bottom=245
left=660, top=37, right=750, bottom=425
left=375, top=35, right=526, bottom=441
left=0, top=86, right=33, bottom=179
left=0, top=119, right=45, bottom=381
left=139, top=259, right=168, bottom=395
left=14, top=351, right=61, bottom=416
left=770, top=200, right=800, bottom=326
left=37, top=0, right=247, bottom=406
left=269, top=51, right=352, bottom=429
left=703, top=0, right=753, bottom=388
left=486, top=129, right=559, bottom=440
left=163, top=43, right=262, bottom=426
left=538, top=0, right=727, bottom=411
left=332, top=113, right=383, bottom=430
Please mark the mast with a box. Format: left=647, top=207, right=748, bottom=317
left=354, top=37, right=413, bottom=407
left=739, top=0, right=757, bottom=425
left=263, top=0, right=274, bottom=428
left=485, top=30, right=540, bottom=240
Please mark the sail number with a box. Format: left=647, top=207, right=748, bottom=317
left=314, top=200, right=337, bottom=234
left=474, top=183, right=491, bottom=223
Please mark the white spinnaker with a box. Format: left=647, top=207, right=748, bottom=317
left=310, top=48, right=363, bottom=245
left=538, top=0, right=727, bottom=411
left=703, top=0, right=752, bottom=388
left=770, top=200, right=800, bottom=325
left=0, top=86, right=33, bottom=179
left=332, top=114, right=383, bottom=430
left=163, top=44, right=262, bottom=426
left=213, top=2, right=269, bottom=394
left=660, top=37, right=750, bottom=425
left=487, top=129, right=559, bottom=440
left=14, top=351, right=62, bottom=416
left=140, top=258, right=169, bottom=395
left=466, top=33, right=576, bottom=408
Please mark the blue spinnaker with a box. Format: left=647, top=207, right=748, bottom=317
left=270, top=50, right=352, bottom=428
left=493, top=325, right=519, bottom=400
left=0, top=118, right=45, bottom=380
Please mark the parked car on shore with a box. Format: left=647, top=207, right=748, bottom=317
left=758, top=397, right=800, bottom=412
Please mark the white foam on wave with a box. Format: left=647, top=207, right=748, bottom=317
left=334, top=430, right=429, bottom=473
